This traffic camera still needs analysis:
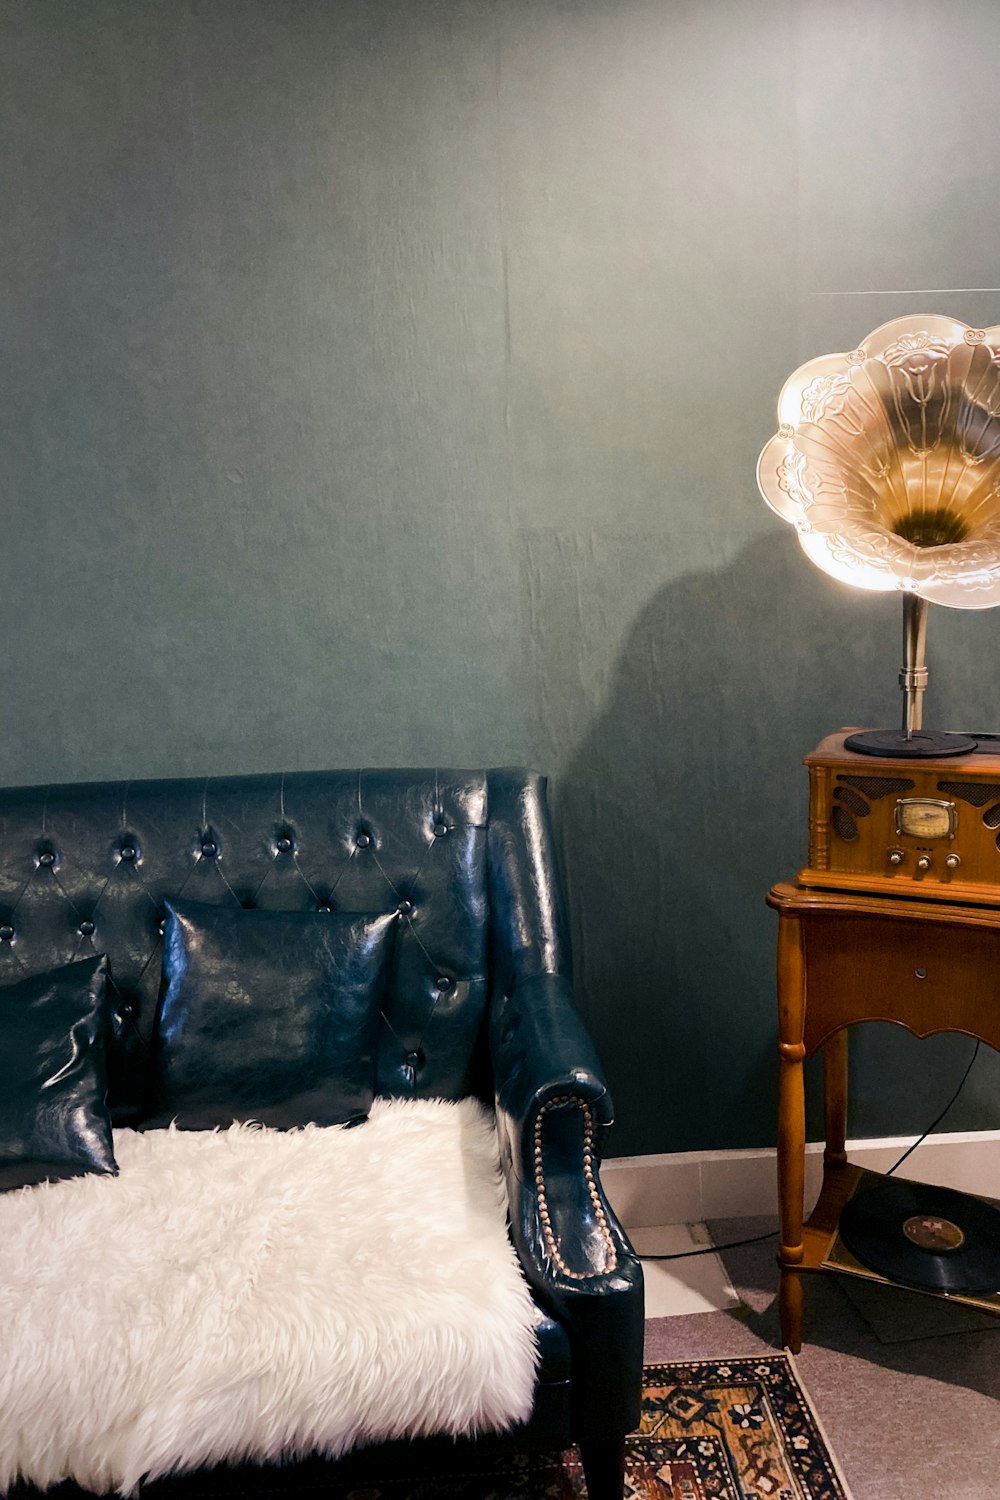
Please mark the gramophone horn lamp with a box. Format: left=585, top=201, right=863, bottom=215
left=757, top=314, right=1000, bottom=757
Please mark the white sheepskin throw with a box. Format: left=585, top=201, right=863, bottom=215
left=0, top=1097, right=540, bottom=1496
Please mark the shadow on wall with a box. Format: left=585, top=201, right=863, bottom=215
left=553, top=527, right=904, bottom=1158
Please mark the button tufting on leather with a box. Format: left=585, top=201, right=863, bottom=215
left=0, top=768, right=513, bottom=1128
left=117, top=1000, right=136, bottom=1020
left=405, top=1050, right=422, bottom=1070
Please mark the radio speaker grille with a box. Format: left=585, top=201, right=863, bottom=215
left=937, top=781, right=1000, bottom=808
left=831, top=805, right=858, bottom=842
left=839, top=775, right=914, bottom=800
left=833, top=786, right=870, bottom=818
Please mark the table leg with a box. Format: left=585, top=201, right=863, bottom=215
left=776, top=911, right=806, bottom=1353
left=823, top=1028, right=849, bottom=1170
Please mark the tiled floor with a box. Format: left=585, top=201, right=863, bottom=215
left=628, top=1221, right=739, bottom=1317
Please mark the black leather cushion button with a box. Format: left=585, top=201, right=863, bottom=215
left=0, top=954, right=117, bottom=1191
left=120, top=846, right=137, bottom=862
left=201, top=841, right=218, bottom=858
left=0, top=925, right=13, bottom=942
left=37, top=851, right=55, bottom=867
left=316, top=903, right=333, bottom=914
left=276, top=837, right=293, bottom=854
left=396, top=899, right=413, bottom=916
left=436, top=976, right=453, bottom=993
left=78, top=920, right=96, bottom=937
left=144, top=898, right=399, bottom=1131
left=405, top=1050, right=421, bottom=1070
left=356, top=832, right=371, bottom=848
left=433, top=823, right=448, bottom=837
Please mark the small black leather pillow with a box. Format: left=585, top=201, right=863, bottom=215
left=145, top=900, right=398, bottom=1130
left=0, top=954, right=117, bottom=1191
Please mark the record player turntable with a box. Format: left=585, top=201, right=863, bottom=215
left=759, top=317, right=1000, bottom=1350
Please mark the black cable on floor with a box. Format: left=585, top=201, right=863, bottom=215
left=637, top=1230, right=776, bottom=1262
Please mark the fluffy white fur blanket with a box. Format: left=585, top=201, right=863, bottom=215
left=0, top=1098, right=540, bottom=1496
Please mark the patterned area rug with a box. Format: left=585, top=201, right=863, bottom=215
left=122, top=1355, right=850, bottom=1499
left=604, top=1355, right=853, bottom=1499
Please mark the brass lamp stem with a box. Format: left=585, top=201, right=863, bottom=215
left=900, top=592, right=929, bottom=738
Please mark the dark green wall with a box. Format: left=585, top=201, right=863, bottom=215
left=3, top=0, right=1000, bottom=1155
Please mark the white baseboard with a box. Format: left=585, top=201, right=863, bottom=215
left=601, top=1130, right=1000, bottom=1231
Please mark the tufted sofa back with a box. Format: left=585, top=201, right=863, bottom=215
left=0, top=768, right=569, bottom=1123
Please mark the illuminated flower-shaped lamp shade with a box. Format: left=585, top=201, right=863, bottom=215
left=757, top=314, right=1000, bottom=757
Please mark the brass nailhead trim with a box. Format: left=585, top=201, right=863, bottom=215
left=532, top=1095, right=617, bottom=1279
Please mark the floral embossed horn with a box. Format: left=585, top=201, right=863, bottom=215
left=757, top=314, right=1000, bottom=757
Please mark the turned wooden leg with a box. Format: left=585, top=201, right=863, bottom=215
left=779, top=1262, right=805, bottom=1353
left=823, top=1027, right=849, bottom=1170
left=579, top=1437, right=626, bottom=1500
left=776, top=911, right=807, bottom=1353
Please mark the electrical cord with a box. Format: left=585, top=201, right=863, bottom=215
left=636, top=1229, right=776, bottom=1262
left=884, top=1038, right=980, bottom=1178
left=636, top=1039, right=982, bottom=1262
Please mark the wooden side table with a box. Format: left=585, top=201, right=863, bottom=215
left=766, top=880, right=1000, bottom=1352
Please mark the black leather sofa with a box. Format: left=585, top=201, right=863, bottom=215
left=1, top=767, right=643, bottom=1499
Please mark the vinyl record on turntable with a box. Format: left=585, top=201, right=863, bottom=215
left=838, top=1178, right=1000, bottom=1296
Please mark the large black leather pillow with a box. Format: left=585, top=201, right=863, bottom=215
left=144, top=900, right=398, bottom=1130
left=0, top=954, right=118, bottom=1191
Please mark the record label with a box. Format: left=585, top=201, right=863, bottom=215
left=902, top=1215, right=965, bottom=1253
left=839, top=1178, right=1000, bottom=1295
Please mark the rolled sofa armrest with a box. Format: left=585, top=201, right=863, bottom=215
left=490, top=973, right=644, bottom=1439
left=491, top=972, right=613, bottom=1181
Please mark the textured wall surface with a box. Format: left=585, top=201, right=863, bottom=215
left=3, top=0, right=1000, bottom=1155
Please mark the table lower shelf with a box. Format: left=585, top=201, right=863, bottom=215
left=781, top=1162, right=1000, bottom=1318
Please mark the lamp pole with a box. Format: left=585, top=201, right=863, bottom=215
left=900, top=592, right=929, bottom=739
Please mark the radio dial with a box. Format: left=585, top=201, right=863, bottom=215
left=888, top=849, right=905, bottom=866
left=945, top=853, right=961, bottom=870
left=916, top=855, right=932, bottom=872
left=895, top=799, right=957, bottom=840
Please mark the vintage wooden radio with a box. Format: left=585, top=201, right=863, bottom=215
left=799, top=729, right=1000, bottom=905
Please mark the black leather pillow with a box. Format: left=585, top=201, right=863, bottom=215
left=0, top=954, right=118, bottom=1191
left=144, top=900, right=398, bottom=1129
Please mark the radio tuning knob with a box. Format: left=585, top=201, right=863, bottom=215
left=916, top=855, right=932, bottom=871
left=888, top=849, right=905, bottom=865
left=945, top=853, right=961, bottom=870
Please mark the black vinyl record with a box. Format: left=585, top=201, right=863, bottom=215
left=839, top=1178, right=1000, bottom=1295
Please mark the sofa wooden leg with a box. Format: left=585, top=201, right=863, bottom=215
left=579, top=1437, right=626, bottom=1500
